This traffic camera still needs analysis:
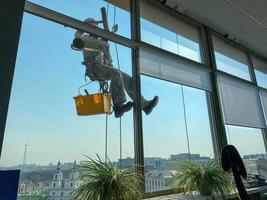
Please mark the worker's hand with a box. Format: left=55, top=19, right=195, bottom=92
left=71, top=38, right=84, bottom=51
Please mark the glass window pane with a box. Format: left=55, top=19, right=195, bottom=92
left=0, top=13, right=134, bottom=199
left=252, top=56, right=267, bottom=89
left=226, top=125, right=267, bottom=188
left=28, top=0, right=131, bottom=38
left=139, top=47, right=212, bottom=91
left=140, top=1, right=202, bottom=63
left=212, top=36, right=251, bottom=81
left=217, top=74, right=266, bottom=129
left=141, top=75, right=214, bottom=193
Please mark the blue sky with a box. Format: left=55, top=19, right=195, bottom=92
left=0, top=0, right=265, bottom=167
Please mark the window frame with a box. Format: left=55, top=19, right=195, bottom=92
left=250, top=54, right=267, bottom=90
left=210, top=31, right=255, bottom=82
left=140, top=0, right=208, bottom=66
left=1, top=0, right=267, bottom=198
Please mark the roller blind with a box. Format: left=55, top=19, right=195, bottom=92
left=139, top=47, right=212, bottom=91
left=260, top=89, right=267, bottom=123
left=252, top=56, right=267, bottom=74
left=140, top=0, right=200, bottom=43
left=212, top=36, right=248, bottom=65
left=217, top=74, right=266, bottom=128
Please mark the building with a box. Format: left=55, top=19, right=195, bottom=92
left=18, top=182, right=27, bottom=194
left=244, top=154, right=267, bottom=160
left=145, top=169, right=177, bottom=192
left=118, top=157, right=134, bottom=168
left=49, top=161, right=80, bottom=200
left=244, top=159, right=267, bottom=179
left=170, top=153, right=211, bottom=161
left=144, top=157, right=172, bottom=170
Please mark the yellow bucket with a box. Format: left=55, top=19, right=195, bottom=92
left=74, top=93, right=112, bottom=116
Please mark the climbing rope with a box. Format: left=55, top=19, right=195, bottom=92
left=176, top=34, right=191, bottom=161
left=115, top=41, right=123, bottom=166
left=105, top=114, right=108, bottom=162
left=106, top=2, right=110, bottom=17
left=104, top=3, right=110, bottom=163
left=181, top=86, right=191, bottom=161
left=103, top=4, right=123, bottom=165
left=113, top=5, right=123, bottom=166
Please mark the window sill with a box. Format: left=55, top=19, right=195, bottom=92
left=144, top=186, right=267, bottom=200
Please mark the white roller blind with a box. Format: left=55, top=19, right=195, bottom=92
left=252, top=56, right=267, bottom=74
left=139, top=47, right=212, bottom=91
left=260, top=89, right=267, bottom=122
left=140, top=0, right=200, bottom=43
left=217, top=74, right=266, bottom=128
left=212, top=36, right=248, bottom=66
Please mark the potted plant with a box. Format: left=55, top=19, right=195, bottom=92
left=174, top=161, right=235, bottom=200
left=71, top=155, right=142, bottom=200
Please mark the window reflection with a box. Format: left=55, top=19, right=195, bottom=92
left=141, top=75, right=214, bottom=193
left=226, top=125, right=267, bottom=188
left=255, top=70, right=267, bottom=89
left=29, top=0, right=131, bottom=38
left=0, top=13, right=134, bottom=199
left=252, top=56, right=267, bottom=89
left=140, top=1, right=202, bottom=63
left=212, top=36, right=251, bottom=81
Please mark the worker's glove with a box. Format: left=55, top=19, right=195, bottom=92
left=71, top=38, right=84, bottom=51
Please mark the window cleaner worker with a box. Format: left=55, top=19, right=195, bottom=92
left=71, top=18, right=159, bottom=118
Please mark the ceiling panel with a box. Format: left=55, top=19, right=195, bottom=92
left=160, top=0, right=267, bottom=58
left=230, top=0, right=267, bottom=27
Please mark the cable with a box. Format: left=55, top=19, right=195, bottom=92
left=104, top=2, right=110, bottom=164
left=106, top=3, right=110, bottom=18
left=105, top=114, right=108, bottom=162
left=181, top=85, right=191, bottom=161
left=119, top=117, right=122, bottom=168
left=113, top=5, right=123, bottom=165
left=175, top=33, right=179, bottom=55
left=115, top=42, right=122, bottom=164
left=113, top=6, right=117, bottom=29
left=103, top=4, right=122, bottom=165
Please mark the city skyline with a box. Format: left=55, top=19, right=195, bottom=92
left=1, top=151, right=266, bottom=168
left=0, top=0, right=266, bottom=167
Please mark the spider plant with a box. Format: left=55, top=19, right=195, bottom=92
left=174, top=161, right=235, bottom=199
left=71, top=155, right=142, bottom=200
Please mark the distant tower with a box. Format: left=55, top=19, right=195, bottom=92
left=49, top=161, right=80, bottom=200
left=49, top=161, right=65, bottom=200
left=22, top=144, right=28, bottom=167
left=68, top=161, right=80, bottom=189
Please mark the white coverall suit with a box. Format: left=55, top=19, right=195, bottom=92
left=74, top=30, right=150, bottom=108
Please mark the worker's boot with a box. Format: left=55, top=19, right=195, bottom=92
left=113, top=101, right=133, bottom=118
left=143, top=96, right=159, bottom=115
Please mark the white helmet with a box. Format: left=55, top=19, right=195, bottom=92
left=84, top=18, right=98, bottom=27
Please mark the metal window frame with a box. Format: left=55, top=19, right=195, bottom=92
left=250, top=53, right=267, bottom=91
left=140, top=41, right=211, bottom=71
left=142, top=0, right=208, bottom=65
left=131, top=0, right=146, bottom=194
left=209, top=29, right=267, bottom=153
left=1, top=0, right=267, bottom=199
left=210, top=30, right=255, bottom=83
left=24, top=1, right=138, bottom=49
left=204, top=27, right=228, bottom=160
left=0, top=0, right=26, bottom=158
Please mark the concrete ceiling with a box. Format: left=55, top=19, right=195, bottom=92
left=161, top=0, right=267, bottom=58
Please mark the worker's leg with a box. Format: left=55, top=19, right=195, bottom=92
left=120, top=71, right=148, bottom=109
left=121, top=71, right=159, bottom=115
left=93, top=63, right=127, bottom=106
